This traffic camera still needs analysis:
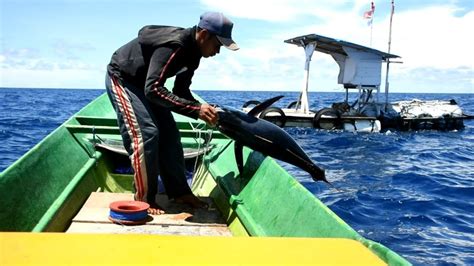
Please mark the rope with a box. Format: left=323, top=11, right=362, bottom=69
left=108, top=201, right=149, bottom=225
left=109, top=209, right=148, bottom=221
left=188, top=122, right=214, bottom=178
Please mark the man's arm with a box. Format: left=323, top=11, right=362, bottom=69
left=144, top=46, right=217, bottom=125
left=173, top=69, right=198, bottom=102
left=144, top=46, right=201, bottom=119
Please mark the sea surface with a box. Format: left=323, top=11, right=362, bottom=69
left=1, top=88, right=473, bottom=265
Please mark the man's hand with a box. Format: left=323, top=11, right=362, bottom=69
left=199, top=104, right=218, bottom=126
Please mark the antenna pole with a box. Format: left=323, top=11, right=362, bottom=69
left=384, top=0, right=395, bottom=110
left=370, top=2, right=374, bottom=46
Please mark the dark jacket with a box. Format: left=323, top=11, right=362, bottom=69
left=107, top=25, right=202, bottom=119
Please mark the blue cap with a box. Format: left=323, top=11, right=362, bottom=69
left=198, top=12, right=239, bottom=51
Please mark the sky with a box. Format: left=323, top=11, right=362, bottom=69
left=1, top=0, right=473, bottom=93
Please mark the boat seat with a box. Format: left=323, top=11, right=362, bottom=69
left=93, top=137, right=213, bottom=159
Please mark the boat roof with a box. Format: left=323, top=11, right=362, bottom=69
left=284, top=34, right=400, bottom=60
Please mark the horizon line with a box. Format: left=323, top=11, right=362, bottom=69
left=0, top=87, right=472, bottom=94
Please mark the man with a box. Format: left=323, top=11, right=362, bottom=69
left=105, top=12, right=238, bottom=214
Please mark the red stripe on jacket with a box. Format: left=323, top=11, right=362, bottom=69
left=150, top=48, right=200, bottom=111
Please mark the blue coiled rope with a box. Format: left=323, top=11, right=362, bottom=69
left=108, top=200, right=150, bottom=225
left=109, top=209, right=148, bottom=222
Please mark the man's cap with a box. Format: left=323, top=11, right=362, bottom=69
left=198, top=12, right=239, bottom=51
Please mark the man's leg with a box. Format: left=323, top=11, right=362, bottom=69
left=105, top=74, right=163, bottom=214
left=153, top=107, right=190, bottom=197
left=153, top=107, right=207, bottom=208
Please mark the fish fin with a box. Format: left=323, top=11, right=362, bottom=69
left=248, top=95, right=284, bottom=117
left=234, top=142, right=244, bottom=177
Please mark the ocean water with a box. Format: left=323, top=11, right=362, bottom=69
left=1, top=88, right=473, bottom=265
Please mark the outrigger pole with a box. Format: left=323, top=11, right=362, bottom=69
left=384, top=0, right=395, bottom=110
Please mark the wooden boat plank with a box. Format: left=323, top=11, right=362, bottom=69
left=66, top=222, right=232, bottom=236
left=68, top=192, right=231, bottom=236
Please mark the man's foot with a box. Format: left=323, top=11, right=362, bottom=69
left=147, top=203, right=165, bottom=215
left=175, top=194, right=209, bottom=209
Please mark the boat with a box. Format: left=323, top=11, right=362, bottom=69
left=0, top=93, right=411, bottom=265
left=242, top=34, right=473, bottom=132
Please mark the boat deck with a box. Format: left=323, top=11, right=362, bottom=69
left=6, top=192, right=388, bottom=265
left=5, top=192, right=389, bottom=265
left=67, top=192, right=232, bottom=236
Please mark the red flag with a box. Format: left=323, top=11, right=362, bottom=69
left=363, top=10, right=373, bottom=19
left=363, top=2, right=375, bottom=25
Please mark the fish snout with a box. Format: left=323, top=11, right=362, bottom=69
left=311, top=166, right=328, bottom=183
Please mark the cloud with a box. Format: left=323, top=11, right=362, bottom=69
left=193, top=46, right=339, bottom=91
left=390, top=66, right=474, bottom=93
left=0, top=67, right=104, bottom=89
left=2, top=1, right=472, bottom=92
left=388, top=6, right=474, bottom=69
left=200, top=0, right=369, bottom=22
left=0, top=32, right=105, bottom=88
left=0, top=47, right=103, bottom=88
left=53, top=39, right=96, bottom=59
left=1, top=47, right=97, bottom=70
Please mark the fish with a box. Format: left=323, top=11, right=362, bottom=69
left=215, top=96, right=327, bottom=183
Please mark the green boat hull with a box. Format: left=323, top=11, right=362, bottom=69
left=0, top=93, right=410, bottom=265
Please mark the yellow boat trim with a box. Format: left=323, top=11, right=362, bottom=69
left=1, top=233, right=386, bottom=265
